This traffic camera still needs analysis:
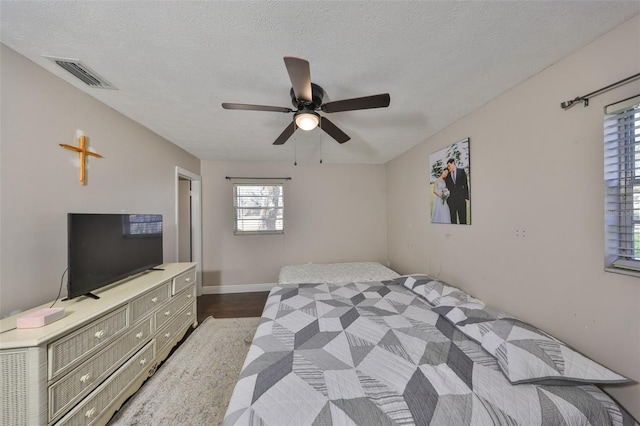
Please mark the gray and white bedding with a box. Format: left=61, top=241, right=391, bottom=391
left=278, top=262, right=400, bottom=285
left=224, top=275, right=636, bottom=426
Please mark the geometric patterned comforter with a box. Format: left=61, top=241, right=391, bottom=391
left=223, top=281, right=637, bottom=425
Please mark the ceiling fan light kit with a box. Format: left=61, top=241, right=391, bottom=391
left=294, top=111, right=319, bottom=131
left=222, top=56, right=390, bottom=146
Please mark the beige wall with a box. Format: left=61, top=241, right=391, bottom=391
left=177, top=179, right=192, bottom=262
left=387, top=16, right=640, bottom=418
left=201, top=161, right=388, bottom=288
left=0, top=45, right=200, bottom=316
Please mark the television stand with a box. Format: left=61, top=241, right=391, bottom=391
left=149, top=267, right=165, bottom=271
left=83, top=292, right=100, bottom=299
left=0, top=262, right=198, bottom=425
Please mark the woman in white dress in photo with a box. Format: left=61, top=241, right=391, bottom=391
left=431, top=169, right=451, bottom=223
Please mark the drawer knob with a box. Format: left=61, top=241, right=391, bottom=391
left=80, top=373, right=92, bottom=383
left=164, top=310, right=171, bottom=316
left=186, top=294, right=192, bottom=299
left=140, top=358, right=147, bottom=366
left=85, top=407, right=97, bottom=418
left=164, top=332, right=171, bottom=338
left=94, top=330, right=106, bottom=339
left=185, top=277, right=191, bottom=282
left=151, top=297, right=158, bottom=303
left=136, top=332, right=144, bottom=339
left=186, top=311, right=192, bottom=317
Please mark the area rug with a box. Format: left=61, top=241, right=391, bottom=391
left=108, top=316, right=260, bottom=426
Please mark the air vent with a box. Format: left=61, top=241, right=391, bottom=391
left=44, top=56, right=117, bottom=89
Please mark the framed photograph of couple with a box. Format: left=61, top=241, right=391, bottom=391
left=429, top=138, right=471, bottom=225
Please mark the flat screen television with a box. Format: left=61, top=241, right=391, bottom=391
left=67, top=213, right=163, bottom=300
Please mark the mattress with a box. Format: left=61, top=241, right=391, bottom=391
left=277, top=261, right=399, bottom=284
left=223, top=278, right=636, bottom=426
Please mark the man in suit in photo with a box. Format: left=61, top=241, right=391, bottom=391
left=445, top=158, right=469, bottom=224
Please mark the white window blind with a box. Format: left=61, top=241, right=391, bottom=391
left=604, top=95, right=640, bottom=272
left=233, top=184, right=284, bottom=235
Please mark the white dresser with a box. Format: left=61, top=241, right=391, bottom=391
left=0, top=263, right=198, bottom=426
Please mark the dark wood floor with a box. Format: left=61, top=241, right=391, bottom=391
left=196, top=292, right=269, bottom=323
left=180, top=292, right=269, bottom=342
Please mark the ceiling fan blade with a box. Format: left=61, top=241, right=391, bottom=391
left=321, top=93, right=390, bottom=113
left=222, top=103, right=293, bottom=113
left=320, top=117, right=350, bottom=144
left=273, top=121, right=297, bottom=145
left=284, top=56, right=312, bottom=102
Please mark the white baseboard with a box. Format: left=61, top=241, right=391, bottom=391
left=202, top=283, right=275, bottom=294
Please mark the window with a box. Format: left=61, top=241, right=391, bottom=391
left=233, top=184, right=284, bottom=235
left=604, top=95, right=640, bottom=273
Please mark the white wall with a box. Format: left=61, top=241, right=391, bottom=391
left=386, top=16, right=640, bottom=418
left=0, top=44, right=200, bottom=316
left=201, top=161, right=388, bottom=288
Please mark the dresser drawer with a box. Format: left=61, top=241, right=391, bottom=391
left=49, top=307, right=128, bottom=380
left=155, top=285, right=195, bottom=330
left=129, top=281, right=171, bottom=325
left=55, top=342, right=154, bottom=426
left=172, top=268, right=196, bottom=295
left=155, top=301, right=196, bottom=353
left=48, top=317, right=152, bottom=422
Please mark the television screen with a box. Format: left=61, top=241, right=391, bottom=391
left=67, top=213, right=163, bottom=299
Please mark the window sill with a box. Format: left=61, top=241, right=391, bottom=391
left=604, top=266, right=640, bottom=279
left=234, top=231, right=284, bottom=236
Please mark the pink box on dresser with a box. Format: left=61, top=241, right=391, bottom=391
left=16, top=307, right=65, bottom=328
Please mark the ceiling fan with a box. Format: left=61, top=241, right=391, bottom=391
left=222, top=57, right=390, bottom=145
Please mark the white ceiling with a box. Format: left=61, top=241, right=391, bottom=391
left=1, top=1, right=638, bottom=164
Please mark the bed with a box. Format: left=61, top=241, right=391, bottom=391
left=278, top=261, right=400, bottom=285
left=224, top=265, right=636, bottom=425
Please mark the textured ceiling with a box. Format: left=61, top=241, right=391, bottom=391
left=1, top=1, right=638, bottom=164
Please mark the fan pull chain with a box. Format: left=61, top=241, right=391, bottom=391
left=294, top=139, right=297, bottom=166
left=318, top=119, right=323, bottom=164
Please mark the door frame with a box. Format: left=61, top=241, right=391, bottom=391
left=175, top=166, right=203, bottom=296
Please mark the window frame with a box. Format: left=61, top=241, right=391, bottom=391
left=232, top=182, right=285, bottom=236
left=604, top=94, right=640, bottom=275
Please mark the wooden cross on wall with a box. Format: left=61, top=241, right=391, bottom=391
left=60, top=134, right=103, bottom=185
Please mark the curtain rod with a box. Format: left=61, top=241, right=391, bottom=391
left=225, top=176, right=292, bottom=180
left=560, top=72, right=640, bottom=110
